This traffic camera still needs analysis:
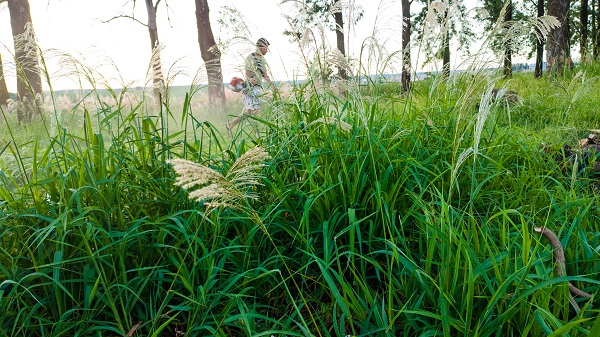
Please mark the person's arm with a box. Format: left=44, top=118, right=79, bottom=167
left=262, top=62, right=273, bottom=89
left=245, top=69, right=261, bottom=86
left=262, top=73, right=272, bottom=87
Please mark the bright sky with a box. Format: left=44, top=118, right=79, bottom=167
left=0, top=0, right=414, bottom=91
left=3, top=0, right=538, bottom=94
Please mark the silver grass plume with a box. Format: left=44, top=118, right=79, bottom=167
left=474, top=0, right=559, bottom=67
left=300, top=27, right=314, bottom=49
left=149, top=44, right=165, bottom=83
left=281, top=0, right=342, bottom=81
left=13, top=23, right=41, bottom=73
left=450, top=146, right=474, bottom=192
left=497, top=16, right=560, bottom=53
left=226, top=146, right=272, bottom=200
left=358, top=35, right=402, bottom=85
left=145, top=43, right=166, bottom=106
left=203, top=44, right=225, bottom=88
left=354, top=1, right=402, bottom=80
left=424, top=1, right=447, bottom=34
left=168, top=146, right=271, bottom=211
left=570, top=71, right=600, bottom=104
left=55, top=51, right=104, bottom=90
left=307, top=117, right=352, bottom=132
left=327, top=48, right=351, bottom=76
left=347, top=0, right=363, bottom=29
left=530, top=16, right=561, bottom=43
left=474, top=85, right=495, bottom=155
left=207, top=45, right=222, bottom=58
left=421, top=0, right=463, bottom=67
left=450, top=83, right=499, bottom=193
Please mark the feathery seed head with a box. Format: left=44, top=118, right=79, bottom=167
left=168, top=158, right=226, bottom=190
left=308, top=117, right=352, bottom=132
left=475, top=7, right=490, bottom=18
left=327, top=48, right=350, bottom=74
left=168, top=147, right=270, bottom=210
left=13, top=22, right=41, bottom=71
left=531, top=16, right=561, bottom=42
left=424, top=1, right=448, bottom=34
left=146, top=43, right=166, bottom=94
left=226, top=147, right=271, bottom=193
left=299, top=28, right=314, bottom=48
left=227, top=147, right=270, bottom=176
left=430, top=1, right=447, bottom=15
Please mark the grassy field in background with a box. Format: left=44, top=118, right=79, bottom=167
left=1, top=63, right=600, bottom=336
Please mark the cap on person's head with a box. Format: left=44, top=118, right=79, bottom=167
left=257, top=38, right=270, bottom=48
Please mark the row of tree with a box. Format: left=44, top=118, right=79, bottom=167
left=0, top=0, right=42, bottom=121
left=1, top=0, right=599, bottom=121
left=0, top=0, right=226, bottom=122
left=256, top=0, right=594, bottom=93
left=401, top=0, right=598, bottom=90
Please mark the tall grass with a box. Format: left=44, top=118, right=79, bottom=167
left=2, top=61, right=600, bottom=336
left=2, top=5, right=600, bottom=337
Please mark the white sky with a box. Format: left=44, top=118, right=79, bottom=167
left=0, top=0, right=510, bottom=91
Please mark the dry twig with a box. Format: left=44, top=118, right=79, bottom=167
left=534, top=226, right=592, bottom=311
left=126, top=322, right=142, bottom=337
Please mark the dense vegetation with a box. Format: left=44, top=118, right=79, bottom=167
left=1, top=63, right=600, bottom=336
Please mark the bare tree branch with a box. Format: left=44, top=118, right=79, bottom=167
left=162, top=0, right=175, bottom=28
left=101, top=14, right=148, bottom=27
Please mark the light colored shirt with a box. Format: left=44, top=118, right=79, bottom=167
left=244, top=52, right=269, bottom=87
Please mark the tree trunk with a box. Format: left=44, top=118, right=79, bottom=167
left=0, top=54, right=9, bottom=106
left=442, top=41, right=450, bottom=79
left=145, top=0, right=165, bottom=107
left=593, top=0, right=597, bottom=58
left=333, top=0, right=347, bottom=81
left=596, top=0, right=600, bottom=58
left=8, top=0, right=43, bottom=122
left=546, top=0, right=572, bottom=73
left=442, top=10, right=450, bottom=79
left=503, top=0, right=513, bottom=78
left=581, top=0, right=589, bottom=61
left=194, top=0, right=225, bottom=110
left=535, top=0, right=544, bottom=77
left=401, top=0, right=411, bottom=92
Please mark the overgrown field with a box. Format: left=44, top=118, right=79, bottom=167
left=1, top=65, right=600, bottom=336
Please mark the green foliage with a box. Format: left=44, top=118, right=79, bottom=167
left=281, top=0, right=363, bottom=41
left=413, top=0, right=476, bottom=67
left=2, top=63, right=600, bottom=336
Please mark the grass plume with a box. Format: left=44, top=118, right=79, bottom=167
left=168, top=146, right=270, bottom=210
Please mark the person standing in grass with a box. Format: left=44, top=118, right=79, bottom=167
left=227, top=38, right=274, bottom=136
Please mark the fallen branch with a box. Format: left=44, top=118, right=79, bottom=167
left=534, top=226, right=592, bottom=311
left=126, top=322, right=142, bottom=337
